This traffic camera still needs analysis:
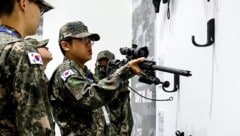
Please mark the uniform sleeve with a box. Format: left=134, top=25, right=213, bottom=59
left=6, top=43, right=53, bottom=135
left=120, top=94, right=134, bottom=135
left=94, top=64, right=106, bottom=81
left=52, top=63, right=135, bottom=111
left=108, top=88, right=133, bottom=135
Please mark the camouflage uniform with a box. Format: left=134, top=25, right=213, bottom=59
left=49, top=59, right=134, bottom=136
left=95, top=50, right=133, bottom=136
left=0, top=25, right=55, bottom=135
left=48, top=21, right=135, bottom=136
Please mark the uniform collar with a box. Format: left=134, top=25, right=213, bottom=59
left=0, top=25, right=22, bottom=38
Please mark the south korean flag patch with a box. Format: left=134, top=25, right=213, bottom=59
left=28, top=52, right=43, bottom=65
left=61, top=69, right=75, bottom=81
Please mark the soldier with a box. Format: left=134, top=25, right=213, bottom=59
left=48, top=21, right=144, bottom=136
left=95, top=50, right=133, bottom=136
left=0, top=0, right=54, bottom=135
left=94, top=50, right=115, bottom=81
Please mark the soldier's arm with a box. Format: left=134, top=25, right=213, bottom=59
left=8, top=43, right=52, bottom=135
left=120, top=94, right=134, bottom=135
left=54, top=64, right=135, bottom=111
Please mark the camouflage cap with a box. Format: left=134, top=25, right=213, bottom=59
left=37, top=39, right=49, bottom=48
left=97, top=50, right=115, bottom=61
left=59, top=21, right=100, bottom=42
left=25, top=38, right=49, bottom=48
left=36, top=0, right=54, bottom=13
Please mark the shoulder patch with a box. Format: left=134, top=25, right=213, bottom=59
left=61, top=69, right=75, bottom=81
left=28, top=52, right=43, bottom=65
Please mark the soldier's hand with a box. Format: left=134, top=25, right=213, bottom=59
left=128, top=57, right=145, bottom=75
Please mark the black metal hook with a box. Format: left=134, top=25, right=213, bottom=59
left=152, top=0, right=161, bottom=13
left=176, top=130, right=185, bottom=136
left=161, top=74, right=180, bottom=93
left=152, top=0, right=170, bottom=13
left=192, top=18, right=215, bottom=47
left=163, top=0, right=169, bottom=4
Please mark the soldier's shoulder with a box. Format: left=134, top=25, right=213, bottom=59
left=55, top=61, right=76, bottom=75
left=0, top=35, right=24, bottom=51
left=2, top=41, right=39, bottom=59
left=54, top=65, right=77, bottom=82
left=57, top=60, right=72, bottom=70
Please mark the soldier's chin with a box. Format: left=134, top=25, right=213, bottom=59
left=86, top=57, right=92, bottom=62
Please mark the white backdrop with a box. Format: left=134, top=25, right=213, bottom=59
left=155, top=0, right=240, bottom=136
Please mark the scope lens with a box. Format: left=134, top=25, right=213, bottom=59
left=135, top=47, right=148, bottom=58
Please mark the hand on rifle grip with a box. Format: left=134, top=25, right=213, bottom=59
left=128, top=57, right=145, bottom=75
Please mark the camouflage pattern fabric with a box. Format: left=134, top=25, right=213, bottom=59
left=94, top=56, right=133, bottom=136
left=25, top=38, right=49, bottom=48
left=107, top=84, right=133, bottom=136
left=0, top=30, right=55, bottom=135
left=59, top=21, right=100, bottom=42
left=94, top=65, right=107, bottom=81
left=48, top=59, right=134, bottom=136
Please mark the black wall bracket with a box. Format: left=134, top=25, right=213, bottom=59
left=161, top=74, right=180, bottom=93
left=192, top=18, right=215, bottom=47
left=152, top=0, right=170, bottom=13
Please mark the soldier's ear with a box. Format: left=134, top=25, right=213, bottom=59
left=18, top=0, right=28, bottom=12
left=60, top=41, right=70, bottom=52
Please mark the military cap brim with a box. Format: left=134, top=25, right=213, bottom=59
left=39, top=0, right=54, bottom=13
left=37, top=39, right=49, bottom=48
left=71, top=32, right=100, bottom=41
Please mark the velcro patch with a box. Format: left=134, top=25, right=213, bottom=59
left=61, top=69, right=75, bottom=81
left=28, top=52, right=43, bottom=65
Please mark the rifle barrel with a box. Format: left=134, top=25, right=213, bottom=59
left=151, top=65, right=192, bottom=77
